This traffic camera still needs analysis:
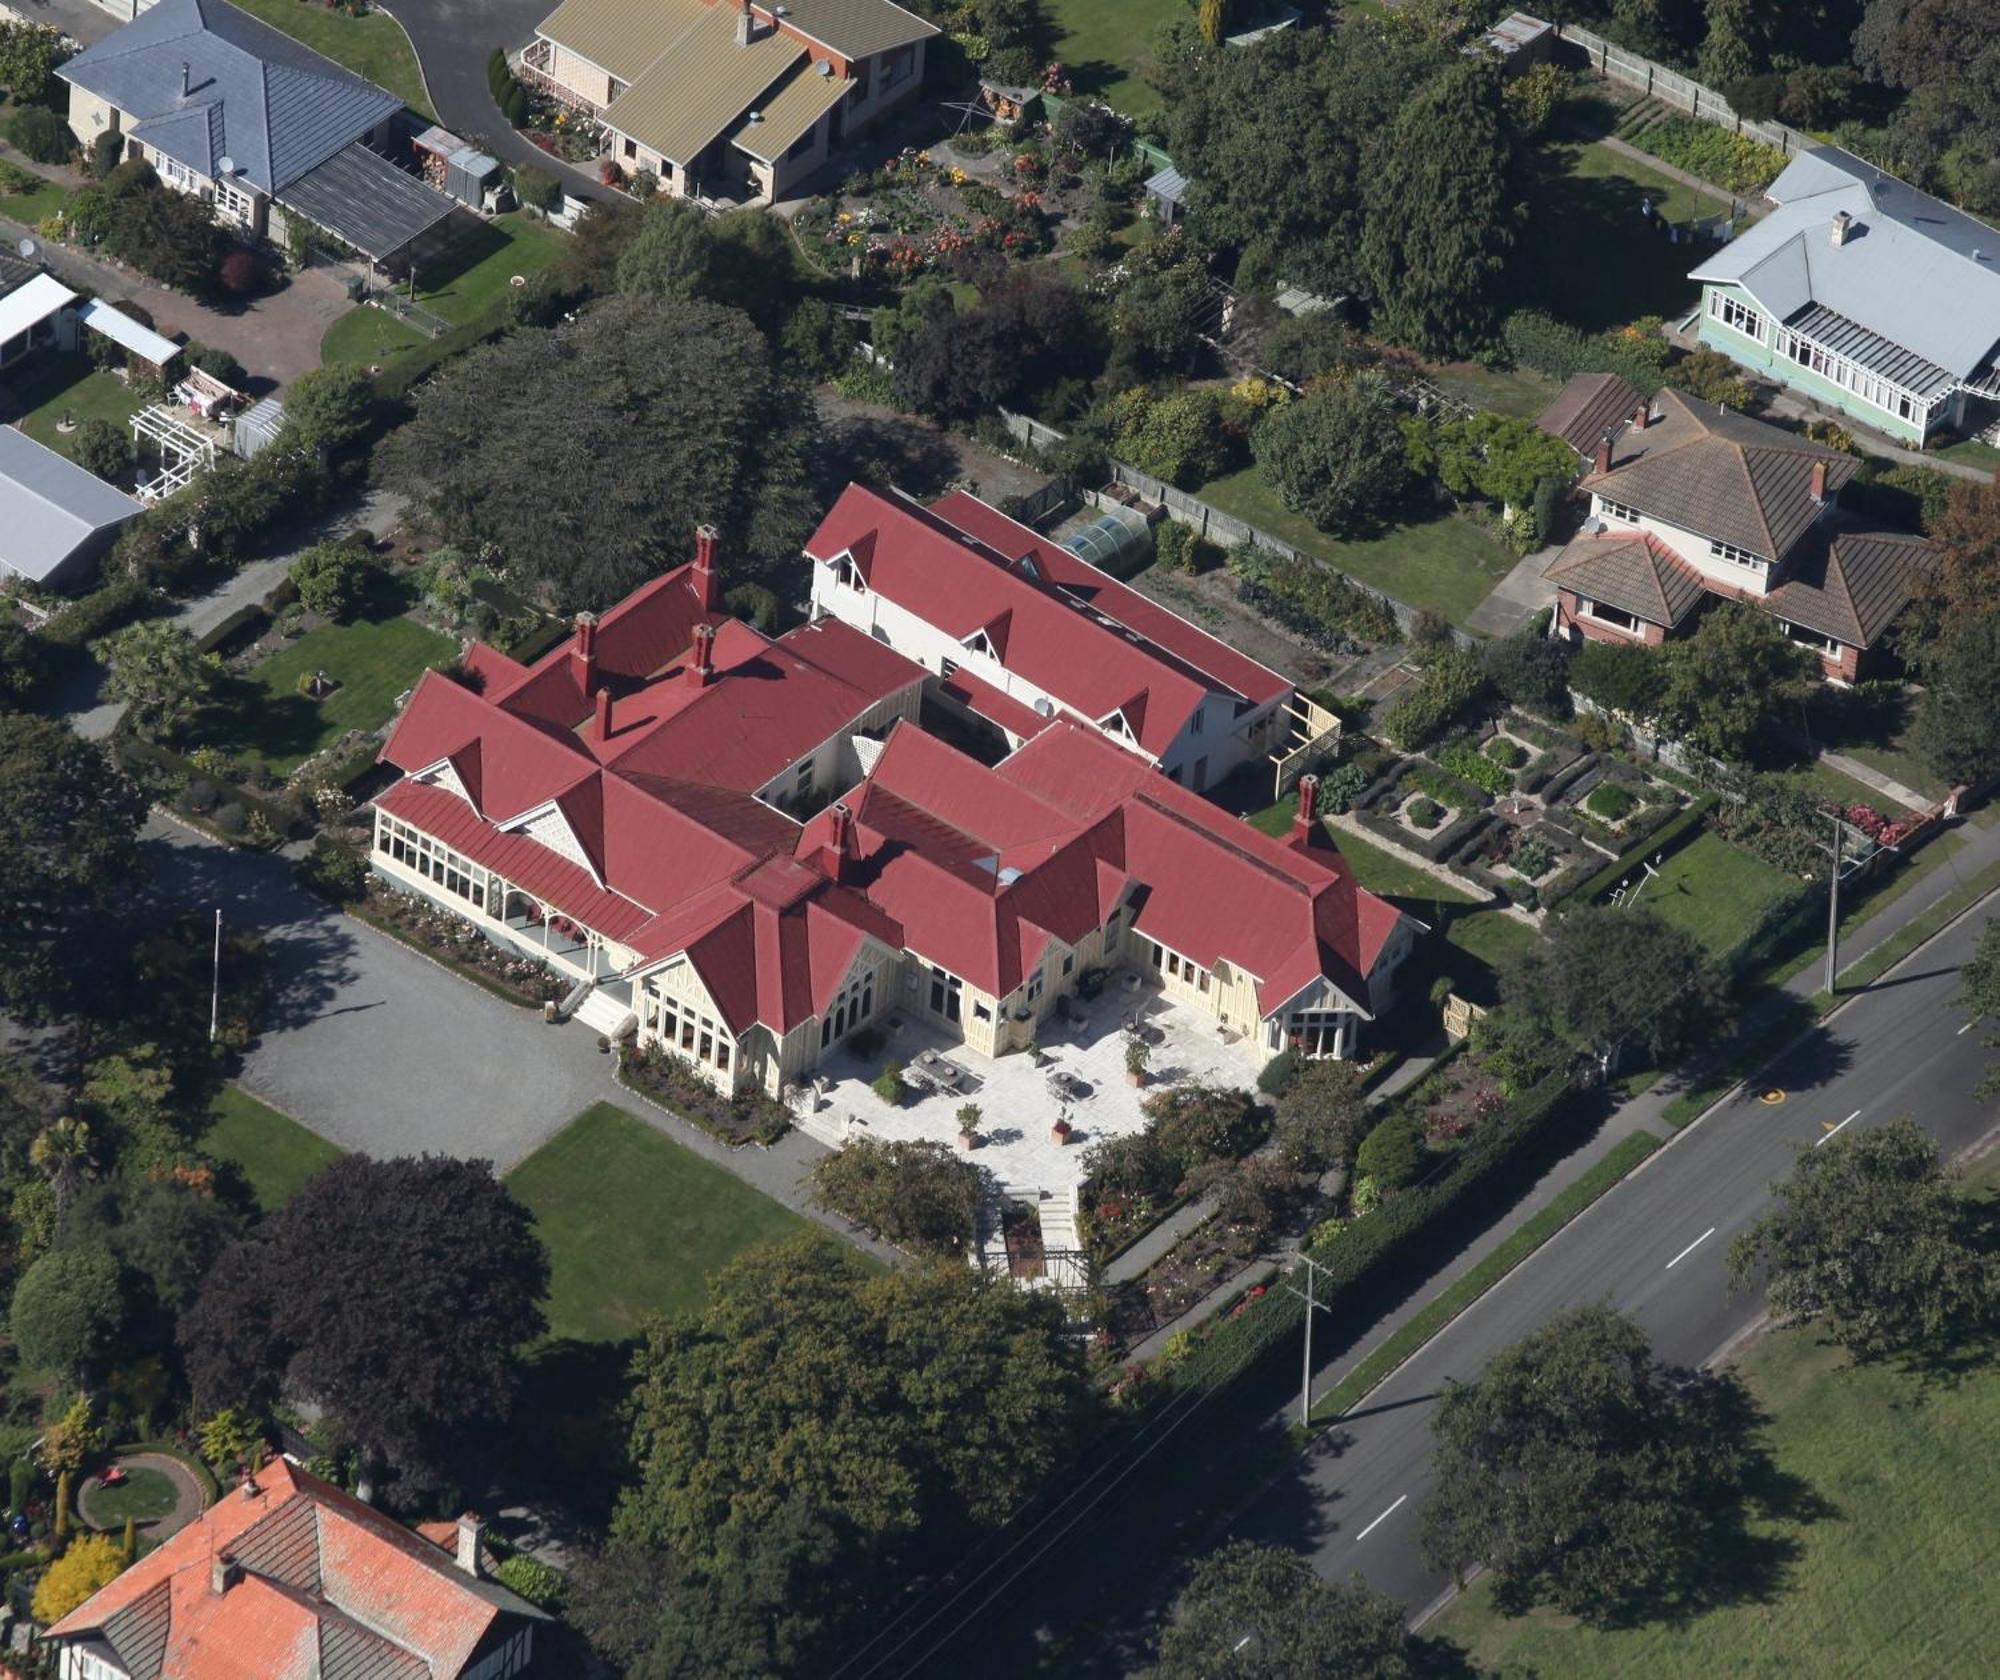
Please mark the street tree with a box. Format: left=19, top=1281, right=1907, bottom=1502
left=1252, top=373, right=1409, bottom=537
left=384, top=296, right=821, bottom=610
left=1421, top=1304, right=1757, bottom=1620
left=612, top=1236, right=1095, bottom=1568
left=1656, top=601, right=1817, bottom=762
left=1156, top=1541, right=1421, bottom=1679
left=1732, top=1117, right=1995, bottom=1360
left=1502, top=902, right=1721, bottom=1067
left=98, top=620, right=218, bottom=739
left=0, top=715, right=147, bottom=1011
left=178, top=1155, right=548, bottom=1503
left=1915, top=610, right=2000, bottom=787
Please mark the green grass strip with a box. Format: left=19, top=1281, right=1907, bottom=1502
left=1806, top=855, right=2000, bottom=1014
left=1309, top=1130, right=1663, bottom=1423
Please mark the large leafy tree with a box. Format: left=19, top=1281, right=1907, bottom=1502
left=1903, top=477, right=2000, bottom=659
left=1251, top=373, right=1410, bottom=537
left=1156, top=1541, right=1420, bottom=1678
left=808, top=1138, right=982, bottom=1258
left=1961, top=915, right=2000, bottom=1096
left=1359, top=61, right=1522, bottom=357
left=1271, top=1058, right=1368, bottom=1173
left=11, top=1244, right=125, bottom=1382
left=1502, top=902, right=1721, bottom=1067
left=0, top=715, right=146, bottom=1012
left=1729, top=1119, right=1994, bottom=1360
left=1853, top=0, right=2000, bottom=213
left=890, top=272, right=1101, bottom=421
left=98, top=621, right=218, bottom=740
left=1657, top=601, right=1818, bottom=763
left=613, top=1236, right=1095, bottom=1568
left=178, top=1155, right=548, bottom=1503
left=1421, top=1305, right=1757, bottom=1620
left=1914, top=610, right=2000, bottom=787
left=383, top=296, right=821, bottom=610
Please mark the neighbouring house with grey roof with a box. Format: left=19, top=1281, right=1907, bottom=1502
left=0, top=426, right=143, bottom=593
left=60, top=0, right=461, bottom=266
left=1536, top=383, right=1934, bottom=682
left=1688, top=146, right=2000, bottom=446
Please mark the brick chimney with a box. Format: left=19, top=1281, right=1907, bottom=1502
left=595, top=683, right=613, bottom=740
left=1593, top=432, right=1613, bottom=477
left=817, top=801, right=852, bottom=883
left=1809, top=458, right=1828, bottom=504
left=211, top=1552, right=242, bottom=1596
left=1292, top=773, right=1320, bottom=839
left=689, top=622, right=716, bottom=689
left=1631, top=401, right=1650, bottom=431
left=571, top=611, right=599, bottom=695
left=454, top=1513, right=484, bottom=1577
left=692, top=524, right=721, bottom=611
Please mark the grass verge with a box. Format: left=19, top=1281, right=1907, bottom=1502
left=1806, top=856, right=2000, bottom=1013
left=504, top=1102, right=819, bottom=1341
left=1310, top=1129, right=1662, bottom=1422
left=201, top=1083, right=343, bottom=1213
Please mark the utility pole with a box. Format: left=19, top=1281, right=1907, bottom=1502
left=1824, top=812, right=1842, bottom=996
left=1281, top=1253, right=1334, bottom=1428
left=209, top=908, right=222, bottom=1043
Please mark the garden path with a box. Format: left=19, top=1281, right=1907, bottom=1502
left=79, top=1451, right=207, bottom=1540
left=1462, top=544, right=1560, bottom=640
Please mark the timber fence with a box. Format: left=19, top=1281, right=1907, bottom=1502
left=1554, top=22, right=1814, bottom=159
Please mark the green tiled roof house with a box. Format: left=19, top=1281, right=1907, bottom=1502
left=1689, top=147, right=2000, bottom=447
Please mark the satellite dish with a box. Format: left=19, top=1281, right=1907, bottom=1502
left=15, top=238, right=34, bottom=260
left=217, top=155, right=236, bottom=176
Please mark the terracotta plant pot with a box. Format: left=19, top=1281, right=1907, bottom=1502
left=1050, top=1121, right=1072, bottom=1145
left=957, top=1131, right=978, bottom=1151
left=1126, top=1069, right=1146, bottom=1088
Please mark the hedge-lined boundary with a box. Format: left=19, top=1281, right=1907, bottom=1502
left=1558, top=794, right=1717, bottom=910
left=1309, top=1129, right=1663, bottom=1422
left=1162, top=1074, right=1580, bottom=1399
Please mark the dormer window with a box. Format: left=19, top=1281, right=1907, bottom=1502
left=963, top=629, right=995, bottom=658
left=837, top=555, right=867, bottom=591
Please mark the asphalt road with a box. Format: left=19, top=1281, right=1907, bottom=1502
left=1234, top=896, right=2000, bottom=1614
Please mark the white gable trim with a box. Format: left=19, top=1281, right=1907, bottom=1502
left=501, top=798, right=607, bottom=888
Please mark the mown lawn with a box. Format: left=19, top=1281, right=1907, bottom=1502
left=1802, top=688, right=1950, bottom=804
left=320, top=213, right=567, bottom=367
left=1428, top=361, right=1563, bottom=420
left=505, top=1102, right=822, bottom=1342
left=201, top=1083, right=343, bottom=1213
left=10, top=353, right=145, bottom=466
left=227, top=0, right=432, bottom=117
left=1936, top=438, right=2000, bottom=472
left=1197, top=465, right=1516, bottom=628
left=1045, top=0, right=1186, bottom=117
left=187, top=582, right=455, bottom=774
left=1628, top=829, right=1798, bottom=958
left=1438, top=1152, right=2000, bottom=1678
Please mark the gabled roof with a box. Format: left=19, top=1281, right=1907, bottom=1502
left=1535, top=371, right=1643, bottom=457
left=603, top=1, right=802, bottom=167
left=59, top=0, right=404, bottom=193
left=46, top=1458, right=543, bottom=1680
left=1764, top=527, right=1935, bottom=648
left=0, top=424, right=142, bottom=587
left=808, top=485, right=1282, bottom=757
left=1579, top=388, right=1857, bottom=560
left=1544, top=530, right=1709, bottom=628
left=1689, top=146, right=2000, bottom=385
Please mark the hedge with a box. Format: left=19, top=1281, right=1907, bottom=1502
left=1501, top=310, right=1665, bottom=396
left=40, top=579, right=164, bottom=648
left=1162, top=1073, right=1580, bottom=1396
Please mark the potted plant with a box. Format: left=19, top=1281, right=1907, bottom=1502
left=1124, top=1032, right=1151, bottom=1088
left=956, top=1104, right=982, bottom=1150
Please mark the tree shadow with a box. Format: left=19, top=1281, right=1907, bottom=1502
left=492, top=1335, right=639, bottom=1532
left=1512, top=149, right=1707, bottom=333
left=1756, top=1020, right=1856, bottom=1097
left=818, top=413, right=963, bottom=500
left=1060, top=58, right=1122, bottom=100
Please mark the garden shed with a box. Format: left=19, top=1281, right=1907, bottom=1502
left=1143, top=163, right=1188, bottom=228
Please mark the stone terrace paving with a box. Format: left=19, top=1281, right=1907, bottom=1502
left=795, top=975, right=1266, bottom=1203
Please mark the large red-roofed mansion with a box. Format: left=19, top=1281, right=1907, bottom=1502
left=369, top=488, right=1415, bottom=1100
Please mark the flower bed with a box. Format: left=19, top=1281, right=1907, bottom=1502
left=620, top=1042, right=791, bottom=1147
left=793, top=148, right=1054, bottom=277
left=355, top=883, right=567, bottom=1009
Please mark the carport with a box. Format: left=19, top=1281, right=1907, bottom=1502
left=276, top=142, right=462, bottom=276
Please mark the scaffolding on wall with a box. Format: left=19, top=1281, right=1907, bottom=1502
left=130, top=405, right=220, bottom=504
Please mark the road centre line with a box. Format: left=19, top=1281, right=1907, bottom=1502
left=1816, top=1110, right=1863, bottom=1147
left=1665, top=1227, right=1716, bottom=1269
left=1355, top=1494, right=1407, bottom=1542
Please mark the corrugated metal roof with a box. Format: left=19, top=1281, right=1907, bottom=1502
left=732, top=59, right=847, bottom=162
left=0, top=271, right=76, bottom=343
left=59, top=0, right=404, bottom=193
left=762, top=0, right=938, bottom=59
left=1145, top=164, right=1187, bottom=203
left=535, top=0, right=707, bottom=84
left=1784, top=301, right=1956, bottom=399
left=277, top=142, right=456, bottom=261
left=605, top=5, right=801, bottom=166
left=78, top=297, right=181, bottom=364
left=0, top=425, right=143, bottom=586
left=1690, top=145, right=2000, bottom=384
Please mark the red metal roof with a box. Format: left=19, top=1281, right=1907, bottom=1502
left=807, top=485, right=1222, bottom=757
left=936, top=665, right=1056, bottom=743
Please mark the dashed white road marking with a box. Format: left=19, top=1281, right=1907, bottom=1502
left=1666, top=1227, right=1716, bottom=1269
left=1816, top=1110, right=1862, bottom=1147
left=1355, top=1495, right=1408, bottom=1542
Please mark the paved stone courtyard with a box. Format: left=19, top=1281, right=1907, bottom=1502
left=798, top=976, right=1266, bottom=1198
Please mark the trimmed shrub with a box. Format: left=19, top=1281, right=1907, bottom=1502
left=1406, top=795, right=1445, bottom=830
left=1585, top=781, right=1638, bottom=823
left=513, top=164, right=559, bottom=213
left=89, top=129, right=122, bottom=182
left=1355, top=1112, right=1425, bottom=1191
left=1256, top=1051, right=1300, bottom=1097
left=1486, top=736, right=1527, bottom=769
left=492, top=1552, right=564, bottom=1610
left=1154, top=518, right=1196, bottom=574
left=217, top=248, right=260, bottom=294
left=6, top=105, right=69, bottom=164
left=810, top=1137, right=982, bottom=1257
left=1570, top=638, right=1666, bottom=719
left=1381, top=647, right=1489, bottom=750
left=295, top=840, right=367, bottom=905
left=871, top=1060, right=905, bottom=1107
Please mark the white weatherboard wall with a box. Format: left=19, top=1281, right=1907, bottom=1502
left=1588, top=494, right=1779, bottom=595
